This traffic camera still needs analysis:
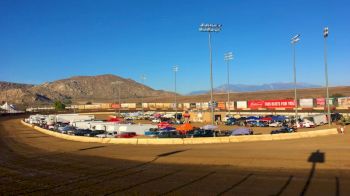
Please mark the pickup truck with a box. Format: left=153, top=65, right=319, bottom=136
left=96, top=131, right=118, bottom=138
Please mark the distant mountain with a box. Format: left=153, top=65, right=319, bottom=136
left=188, top=82, right=322, bottom=95
left=0, top=74, right=175, bottom=106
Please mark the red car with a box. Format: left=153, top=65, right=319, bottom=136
left=117, top=132, right=136, bottom=138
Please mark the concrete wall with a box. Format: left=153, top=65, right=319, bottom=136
left=21, top=120, right=339, bottom=145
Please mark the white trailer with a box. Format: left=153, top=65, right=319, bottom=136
left=304, top=114, right=328, bottom=126
left=55, top=114, right=95, bottom=124
left=90, top=122, right=120, bottom=131
left=72, top=120, right=104, bottom=130
left=118, top=124, right=157, bottom=135
left=44, top=115, right=56, bottom=125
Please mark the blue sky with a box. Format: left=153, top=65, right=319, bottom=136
left=0, top=0, right=349, bottom=94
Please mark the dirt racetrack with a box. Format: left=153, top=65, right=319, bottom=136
left=1, top=116, right=350, bottom=195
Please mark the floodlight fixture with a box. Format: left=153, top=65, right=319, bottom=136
left=224, top=52, right=234, bottom=61
left=199, top=23, right=222, bottom=32
left=172, top=65, right=179, bottom=72
left=291, top=34, right=301, bottom=44
left=323, top=27, right=329, bottom=38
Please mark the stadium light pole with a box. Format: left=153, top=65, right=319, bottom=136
left=199, top=23, right=222, bottom=125
left=323, top=27, right=331, bottom=126
left=141, top=74, right=146, bottom=114
left=224, top=52, right=233, bottom=115
left=291, top=34, right=300, bottom=124
left=173, top=65, right=179, bottom=120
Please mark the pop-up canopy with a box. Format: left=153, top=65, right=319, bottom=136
left=176, top=123, right=194, bottom=134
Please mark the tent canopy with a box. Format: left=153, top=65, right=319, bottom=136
left=260, top=117, right=272, bottom=121
left=176, top=123, right=194, bottom=132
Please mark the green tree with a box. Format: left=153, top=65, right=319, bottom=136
left=54, top=101, right=66, bottom=110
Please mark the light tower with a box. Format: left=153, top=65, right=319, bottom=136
left=323, top=27, right=331, bottom=126
left=224, top=52, right=233, bottom=115
left=199, top=23, right=222, bottom=125
left=291, top=34, right=300, bottom=124
left=173, top=65, right=179, bottom=120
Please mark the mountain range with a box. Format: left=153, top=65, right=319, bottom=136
left=188, top=83, right=322, bottom=95
left=0, top=74, right=175, bottom=106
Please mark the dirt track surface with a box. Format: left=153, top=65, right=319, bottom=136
left=1, top=117, right=350, bottom=195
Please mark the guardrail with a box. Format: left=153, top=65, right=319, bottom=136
left=21, top=120, right=339, bottom=145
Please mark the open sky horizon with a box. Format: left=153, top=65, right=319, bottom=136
left=1, top=0, right=349, bottom=94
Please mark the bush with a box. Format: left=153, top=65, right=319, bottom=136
left=54, top=101, right=66, bottom=110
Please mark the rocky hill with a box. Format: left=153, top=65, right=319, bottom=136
left=0, top=74, right=176, bottom=106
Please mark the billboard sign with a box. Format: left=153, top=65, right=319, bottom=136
left=237, top=101, right=247, bottom=109
left=299, top=98, right=314, bottom=108
left=338, top=97, right=350, bottom=107
left=263, top=100, right=295, bottom=109
left=248, top=100, right=265, bottom=109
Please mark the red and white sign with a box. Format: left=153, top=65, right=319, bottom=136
left=111, top=103, right=120, bottom=109
left=263, top=100, right=295, bottom=109
left=316, top=98, right=325, bottom=106
left=248, top=100, right=265, bottom=109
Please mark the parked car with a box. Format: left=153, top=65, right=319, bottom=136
left=152, top=118, right=161, bottom=123
left=225, top=118, right=237, bottom=125
left=74, top=129, right=92, bottom=136
left=271, top=127, right=296, bottom=134
left=96, top=131, right=118, bottom=138
left=301, top=120, right=315, bottom=128
left=231, top=128, right=253, bottom=136
left=158, top=131, right=184, bottom=138
left=57, top=126, right=76, bottom=134
left=247, top=121, right=267, bottom=127
left=87, top=130, right=106, bottom=137
left=269, top=122, right=282, bottom=127
left=117, top=132, right=137, bottom=138
left=187, top=129, right=216, bottom=137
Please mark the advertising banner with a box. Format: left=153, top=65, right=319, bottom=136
left=218, top=102, right=226, bottom=110
left=299, top=98, right=314, bottom=108
left=202, top=102, right=209, bottom=109
left=111, top=103, right=120, bottom=109
left=263, top=100, right=295, bottom=109
left=128, top=103, right=136, bottom=109
left=142, top=103, right=148, bottom=108
left=190, top=103, right=196, bottom=108
left=248, top=100, right=265, bottom=109
left=338, top=97, right=350, bottom=107
left=237, top=101, right=248, bottom=109
left=148, top=103, right=156, bottom=108
left=316, top=98, right=325, bottom=106
left=121, top=103, right=129, bottom=109
left=226, top=101, right=235, bottom=110
left=183, top=103, right=190, bottom=109
left=155, top=103, right=163, bottom=108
